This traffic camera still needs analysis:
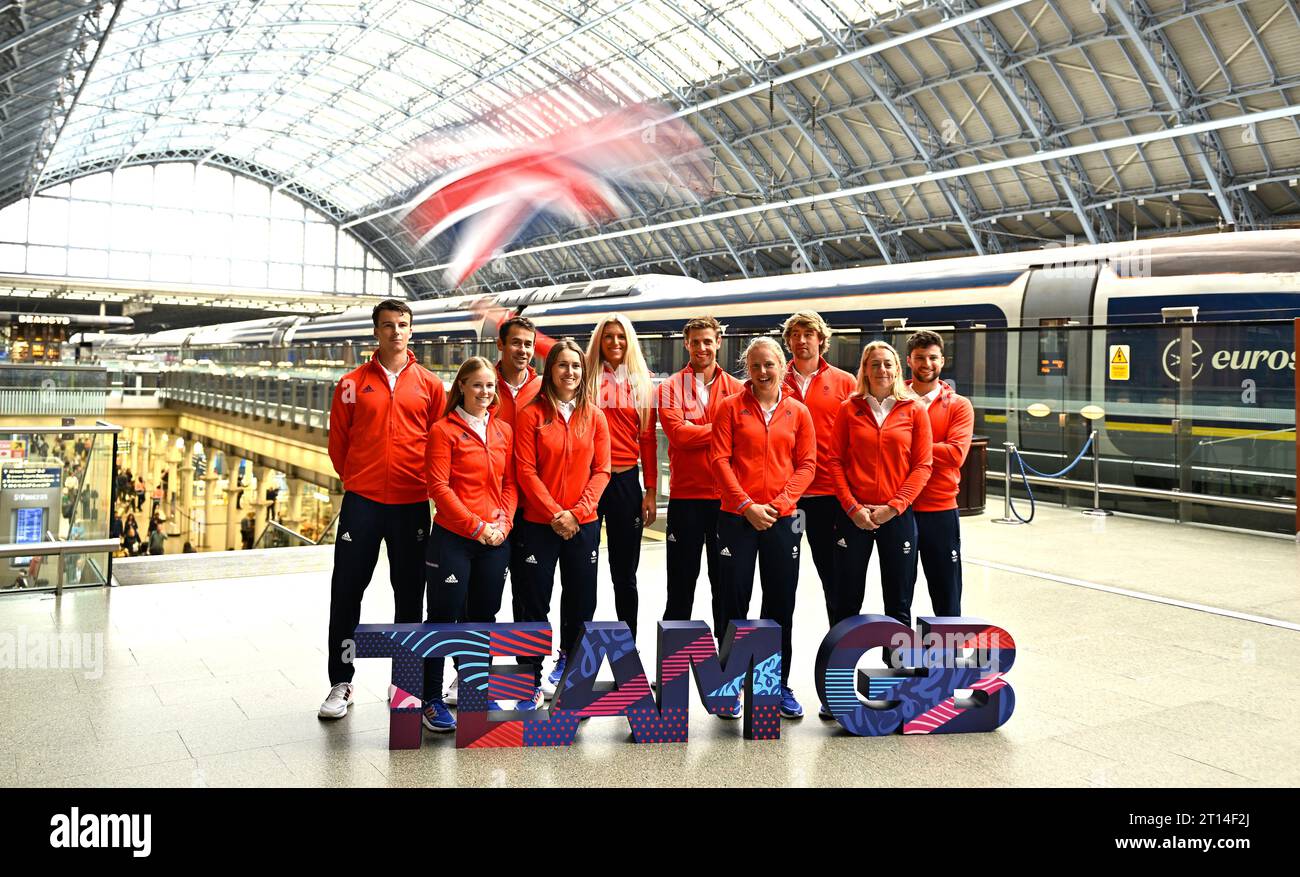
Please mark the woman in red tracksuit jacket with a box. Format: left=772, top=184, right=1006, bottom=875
left=421, top=356, right=517, bottom=731
left=827, top=340, right=933, bottom=635
left=711, top=336, right=816, bottom=719
left=584, top=314, right=657, bottom=650
left=513, top=339, right=612, bottom=710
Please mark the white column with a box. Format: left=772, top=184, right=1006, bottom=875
left=201, top=472, right=220, bottom=551
left=282, top=478, right=306, bottom=533
left=225, top=459, right=244, bottom=551
left=176, top=463, right=194, bottom=541
left=254, top=466, right=275, bottom=542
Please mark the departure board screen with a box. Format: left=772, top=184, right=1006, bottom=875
left=13, top=506, right=44, bottom=568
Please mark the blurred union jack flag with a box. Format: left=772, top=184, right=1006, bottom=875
left=401, top=104, right=708, bottom=288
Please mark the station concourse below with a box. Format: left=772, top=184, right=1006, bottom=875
left=2, top=504, right=1296, bottom=789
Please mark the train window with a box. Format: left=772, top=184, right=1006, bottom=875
left=1036, top=318, right=1073, bottom=376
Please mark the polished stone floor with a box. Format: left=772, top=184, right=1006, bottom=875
left=2, top=505, right=1298, bottom=788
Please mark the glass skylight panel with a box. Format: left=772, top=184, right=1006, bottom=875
left=34, top=0, right=921, bottom=227
left=728, top=8, right=797, bottom=56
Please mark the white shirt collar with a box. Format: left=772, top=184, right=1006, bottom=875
left=379, top=357, right=409, bottom=378
left=792, top=359, right=819, bottom=396
left=691, top=369, right=716, bottom=406
left=692, top=369, right=718, bottom=389
left=378, top=357, right=410, bottom=390
left=866, top=394, right=896, bottom=426
left=556, top=398, right=576, bottom=422
left=758, top=390, right=782, bottom=424
left=910, top=384, right=942, bottom=408
left=500, top=368, right=528, bottom=395
left=456, top=406, right=489, bottom=439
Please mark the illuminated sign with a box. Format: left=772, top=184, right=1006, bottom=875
left=1, top=467, right=61, bottom=490
left=15, top=315, right=72, bottom=325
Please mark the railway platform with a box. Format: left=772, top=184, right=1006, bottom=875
left=3, top=504, right=1295, bottom=789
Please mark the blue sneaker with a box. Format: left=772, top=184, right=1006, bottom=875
left=541, top=651, right=567, bottom=697
left=818, top=704, right=834, bottom=720
left=422, top=700, right=456, bottom=732
left=716, top=692, right=742, bottom=720
left=779, top=686, right=804, bottom=719
left=514, top=687, right=544, bottom=711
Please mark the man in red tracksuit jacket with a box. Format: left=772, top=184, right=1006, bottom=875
left=905, top=330, right=974, bottom=617
left=319, top=299, right=446, bottom=720
left=658, top=316, right=743, bottom=637
left=781, top=311, right=856, bottom=625
left=491, top=315, right=543, bottom=428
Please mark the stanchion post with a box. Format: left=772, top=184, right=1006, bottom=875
left=991, top=442, right=1024, bottom=525
left=1083, top=429, right=1112, bottom=517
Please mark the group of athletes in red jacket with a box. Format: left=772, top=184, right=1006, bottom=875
left=318, top=298, right=974, bottom=731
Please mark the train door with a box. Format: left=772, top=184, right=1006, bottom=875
left=1015, top=264, right=1101, bottom=469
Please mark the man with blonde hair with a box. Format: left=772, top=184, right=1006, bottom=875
left=781, top=311, right=855, bottom=625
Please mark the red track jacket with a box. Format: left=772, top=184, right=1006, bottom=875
left=783, top=357, right=857, bottom=497
left=710, top=384, right=816, bottom=517
left=427, top=409, right=517, bottom=539
left=328, top=351, right=446, bottom=505
left=828, top=395, right=933, bottom=517
left=657, top=364, right=744, bottom=500
left=908, top=380, right=974, bottom=512
left=514, top=396, right=612, bottom=525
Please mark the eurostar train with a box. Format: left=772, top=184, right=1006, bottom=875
left=86, top=230, right=1300, bottom=529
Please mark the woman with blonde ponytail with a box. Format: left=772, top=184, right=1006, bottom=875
left=575, top=314, right=658, bottom=674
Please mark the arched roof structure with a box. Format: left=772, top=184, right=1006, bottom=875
left=3, top=0, right=1297, bottom=297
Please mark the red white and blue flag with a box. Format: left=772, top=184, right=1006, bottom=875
left=401, top=104, right=707, bottom=288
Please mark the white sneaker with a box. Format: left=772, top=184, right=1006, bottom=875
left=318, top=683, right=354, bottom=719
left=444, top=672, right=458, bottom=706
left=540, top=651, right=566, bottom=697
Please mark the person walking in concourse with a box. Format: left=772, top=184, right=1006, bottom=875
left=582, top=314, right=657, bottom=687
left=512, top=340, right=611, bottom=711
left=905, top=331, right=974, bottom=618
left=827, top=341, right=932, bottom=715
left=319, top=299, right=447, bottom=720
left=711, top=337, right=816, bottom=720
left=420, top=357, right=517, bottom=732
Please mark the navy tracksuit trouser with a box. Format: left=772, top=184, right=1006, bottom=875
left=715, top=511, right=801, bottom=686
left=597, top=467, right=644, bottom=638
left=511, top=520, right=600, bottom=686
left=422, top=522, right=511, bottom=700
left=662, top=498, right=727, bottom=636
left=326, top=492, right=429, bottom=685
left=914, top=508, right=963, bottom=617
left=797, top=494, right=841, bottom=626
left=832, top=507, right=918, bottom=628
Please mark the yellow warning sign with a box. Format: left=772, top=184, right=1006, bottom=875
left=1109, top=345, right=1130, bottom=381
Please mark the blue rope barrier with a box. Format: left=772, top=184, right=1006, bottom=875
left=1006, top=433, right=1096, bottom=524
left=1015, top=433, right=1095, bottom=479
